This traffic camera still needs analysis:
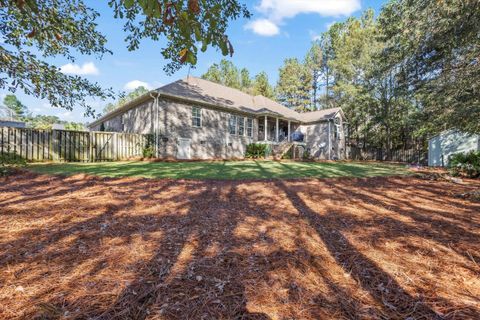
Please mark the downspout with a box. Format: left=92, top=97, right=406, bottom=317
left=149, top=92, right=160, bottom=158
left=328, top=119, right=331, bottom=160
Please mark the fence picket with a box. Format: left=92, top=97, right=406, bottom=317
left=0, top=127, right=147, bottom=162
left=350, top=146, right=427, bottom=165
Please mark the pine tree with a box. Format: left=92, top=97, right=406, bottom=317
left=252, top=72, right=274, bottom=98
left=305, top=42, right=323, bottom=110
left=276, top=58, right=312, bottom=112
left=3, top=95, right=27, bottom=119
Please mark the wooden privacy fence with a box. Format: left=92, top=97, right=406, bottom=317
left=350, top=146, right=428, bottom=164
left=0, top=127, right=149, bottom=162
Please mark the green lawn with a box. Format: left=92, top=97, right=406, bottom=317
left=27, top=160, right=410, bottom=180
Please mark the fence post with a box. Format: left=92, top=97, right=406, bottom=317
left=89, top=132, right=94, bottom=162
left=51, top=130, right=58, bottom=162
left=113, top=132, right=118, bottom=161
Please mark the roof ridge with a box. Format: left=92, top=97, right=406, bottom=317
left=185, top=76, right=255, bottom=99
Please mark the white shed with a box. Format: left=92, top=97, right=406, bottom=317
left=428, top=129, right=480, bottom=167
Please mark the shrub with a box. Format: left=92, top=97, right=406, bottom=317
left=142, top=146, right=155, bottom=158
left=0, top=153, right=27, bottom=176
left=246, top=143, right=268, bottom=159
left=448, top=151, right=480, bottom=178
left=282, top=147, right=293, bottom=159
left=142, top=134, right=156, bottom=158
left=302, top=147, right=311, bottom=160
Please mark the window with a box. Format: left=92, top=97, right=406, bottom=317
left=246, top=118, right=253, bottom=137
left=333, top=117, right=341, bottom=140
left=192, top=107, right=201, bottom=127
left=229, top=115, right=237, bottom=135
left=238, top=116, right=245, bottom=136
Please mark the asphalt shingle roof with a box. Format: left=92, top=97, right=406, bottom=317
left=89, top=76, right=342, bottom=128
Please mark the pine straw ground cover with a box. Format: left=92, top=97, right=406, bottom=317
left=0, top=172, right=479, bottom=319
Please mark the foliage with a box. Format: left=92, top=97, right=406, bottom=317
left=142, top=146, right=155, bottom=158
left=202, top=60, right=274, bottom=98
left=0, top=153, right=27, bottom=176
left=0, top=0, right=113, bottom=116
left=103, top=86, right=149, bottom=114
left=245, top=143, right=267, bottom=159
left=448, top=151, right=480, bottom=178
left=281, top=148, right=292, bottom=160
left=24, top=114, right=85, bottom=130
left=64, top=122, right=86, bottom=131
left=302, top=148, right=311, bottom=160
left=240, top=68, right=251, bottom=91
left=3, top=94, right=27, bottom=119
left=142, top=134, right=156, bottom=158
left=109, top=0, right=250, bottom=74
left=379, top=0, right=480, bottom=135
left=0, top=94, right=85, bottom=130
left=202, top=60, right=241, bottom=89
left=304, top=41, right=323, bottom=110
left=1, top=0, right=249, bottom=115
left=276, top=58, right=312, bottom=112
left=251, top=72, right=274, bottom=98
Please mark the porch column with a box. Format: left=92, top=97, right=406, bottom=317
left=264, top=116, right=268, bottom=141
left=287, top=121, right=291, bottom=142
left=276, top=118, right=279, bottom=142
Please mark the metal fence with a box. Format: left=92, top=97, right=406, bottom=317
left=350, top=146, right=428, bottom=164
left=0, top=127, right=148, bottom=162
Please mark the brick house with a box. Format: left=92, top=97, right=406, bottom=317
left=88, top=77, right=347, bottom=160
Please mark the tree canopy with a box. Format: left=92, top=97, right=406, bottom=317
left=0, top=0, right=250, bottom=116
left=3, top=94, right=28, bottom=119
left=276, top=58, right=312, bottom=112
left=1, top=94, right=85, bottom=130
left=103, top=86, right=150, bottom=114
left=201, top=59, right=274, bottom=98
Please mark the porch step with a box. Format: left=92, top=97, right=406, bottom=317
left=273, top=142, right=294, bottom=159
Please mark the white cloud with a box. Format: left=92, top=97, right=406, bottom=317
left=246, top=0, right=360, bottom=36
left=60, top=62, right=99, bottom=75
left=245, top=18, right=280, bottom=36
left=60, top=111, right=73, bottom=120
left=256, top=0, right=360, bottom=22
left=123, top=80, right=152, bottom=91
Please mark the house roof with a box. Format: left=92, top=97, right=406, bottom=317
left=88, top=76, right=344, bottom=128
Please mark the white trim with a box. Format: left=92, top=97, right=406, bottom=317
left=275, top=118, right=279, bottom=142
left=264, top=116, right=268, bottom=141
left=328, top=120, right=331, bottom=160
left=191, top=106, right=202, bottom=128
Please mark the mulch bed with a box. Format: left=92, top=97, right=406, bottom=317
left=0, top=171, right=479, bottom=319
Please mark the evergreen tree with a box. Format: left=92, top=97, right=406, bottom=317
left=240, top=68, right=252, bottom=93
left=3, top=94, right=27, bottom=119
left=379, top=0, right=480, bottom=134
left=276, top=58, right=312, bottom=112
left=103, top=86, right=149, bottom=114
left=305, top=42, right=323, bottom=110
left=201, top=59, right=241, bottom=89
left=251, top=72, right=274, bottom=98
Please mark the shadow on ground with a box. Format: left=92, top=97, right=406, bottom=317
left=0, top=172, right=479, bottom=319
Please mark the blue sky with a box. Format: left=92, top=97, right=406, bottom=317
left=1, top=0, right=386, bottom=124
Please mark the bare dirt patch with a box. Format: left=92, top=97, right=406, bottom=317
left=1, top=172, right=479, bottom=319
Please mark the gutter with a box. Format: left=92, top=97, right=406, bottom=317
left=328, top=119, right=331, bottom=160
left=149, top=92, right=160, bottom=157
